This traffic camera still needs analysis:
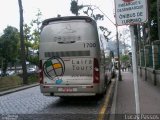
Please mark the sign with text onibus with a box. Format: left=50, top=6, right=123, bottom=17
left=115, top=0, right=148, bottom=26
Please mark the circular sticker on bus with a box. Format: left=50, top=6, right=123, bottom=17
left=43, top=56, right=65, bottom=80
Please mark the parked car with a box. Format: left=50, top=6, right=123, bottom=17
left=27, top=68, right=36, bottom=73
left=0, top=70, right=2, bottom=76
left=0, top=71, right=9, bottom=77
left=7, top=70, right=15, bottom=75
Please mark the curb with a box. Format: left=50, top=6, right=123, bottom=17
left=97, top=77, right=116, bottom=120
left=0, top=83, right=39, bottom=96
left=109, top=75, right=119, bottom=120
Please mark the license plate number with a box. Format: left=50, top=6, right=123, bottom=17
left=58, top=87, right=77, bottom=92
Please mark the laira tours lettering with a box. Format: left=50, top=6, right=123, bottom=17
left=72, top=59, right=92, bottom=65
left=71, top=59, right=93, bottom=71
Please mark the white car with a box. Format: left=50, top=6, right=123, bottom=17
left=27, top=68, right=36, bottom=73
left=6, top=70, right=15, bottom=75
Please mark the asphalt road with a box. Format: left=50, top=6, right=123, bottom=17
left=0, top=86, right=109, bottom=120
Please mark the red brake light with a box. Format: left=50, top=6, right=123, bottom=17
left=39, top=60, right=43, bottom=84
left=93, top=58, right=100, bottom=83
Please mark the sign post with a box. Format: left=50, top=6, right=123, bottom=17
left=129, top=25, right=140, bottom=115
left=114, top=0, right=148, bottom=116
left=115, top=0, right=148, bottom=26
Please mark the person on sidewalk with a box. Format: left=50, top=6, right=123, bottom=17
left=121, top=63, right=124, bottom=72
left=127, top=63, right=131, bottom=71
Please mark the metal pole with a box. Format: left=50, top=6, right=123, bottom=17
left=116, top=25, right=122, bottom=81
left=157, top=0, right=160, bottom=40
left=129, top=25, right=140, bottom=115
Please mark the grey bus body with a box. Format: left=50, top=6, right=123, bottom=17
left=39, top=16, right=109, bottom=97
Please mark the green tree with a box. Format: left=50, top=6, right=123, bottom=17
left=24, top=23, right=39, bottom=66
left=0, top=26, right=19, bottom=75
left=143, top=0, right=159, bottom=44
left=70, top=0, right=83, bottom=16
left=22, top=9, right=42, bottom=66
left=24, top=23, right=32, bottom=58
left=120, top=55, right=129, bottom=64
left=30, top=9, right=42, bottom=50
left=150, top=0, right=159, bottom=41
left=26, top=9, right=42, bottom=66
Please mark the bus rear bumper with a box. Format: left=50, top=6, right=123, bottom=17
left=40, top=84, right=100, bottom=96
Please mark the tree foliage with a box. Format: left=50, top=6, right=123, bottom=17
left=144, top=0, right=159, bottom=43
left=23, top=9, right=42, bottom=66
left=0, top=26, right=19, bottom=75
left=83, top=7, right=104, bottom=21
left=24, top=23, right=32, bottom=57
left=120, top=55, right=129, bottom=63
left=140, top=0, right=159, bottom=45
left=150, top=0, right=159, bottom=41
left=99, top=26, right=111, bottom=41
left=30, top=9, right=42, bottom=50
left=0, top=9, right=42, bottom=76
left=70, top=0, right=83, bottom=15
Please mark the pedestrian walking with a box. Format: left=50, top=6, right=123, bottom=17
left=127, top=63, right=131, bottom=71
left=121, top=63, right=124, bottom=72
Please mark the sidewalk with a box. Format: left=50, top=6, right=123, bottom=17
left=0, top=83, right=39, bottom=96
left=110, top=71, right=160, bottom=119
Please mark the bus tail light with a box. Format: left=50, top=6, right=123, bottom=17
left=93, top=58, right=100, bottom=83
left=39, top=60, right=44, bottom=84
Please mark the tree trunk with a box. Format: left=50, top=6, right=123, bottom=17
left=147, top=0, right=151, bottom=44
left=142, top=23, right=147, bottom=45
left=157, top=0, right=160, bottom=40
left=18, top=0, right=28, bottom=84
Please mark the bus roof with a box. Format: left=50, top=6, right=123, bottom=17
left=41, top=16, right=96, bottom=29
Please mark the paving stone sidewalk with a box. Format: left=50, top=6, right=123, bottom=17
left=110, top=71, right=160, bottom=120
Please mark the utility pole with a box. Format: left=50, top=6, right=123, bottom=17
left=130, top=25, right=140, bottom=115
left=157, top=0, right=160, bottom=40
left=116, top=25, right=122, bottom=81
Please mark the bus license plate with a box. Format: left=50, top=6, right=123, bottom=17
left=58, top=87, right=77, bottom=92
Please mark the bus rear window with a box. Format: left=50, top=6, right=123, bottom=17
left=40, top=21, right=98, bottom=42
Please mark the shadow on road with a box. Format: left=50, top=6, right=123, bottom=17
left=51, top=96, right=104, bottom=107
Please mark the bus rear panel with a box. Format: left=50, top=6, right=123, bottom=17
left=39, top=16, right=107, bottom=96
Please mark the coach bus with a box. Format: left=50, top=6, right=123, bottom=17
left=39, top=16, right=110, bottom=97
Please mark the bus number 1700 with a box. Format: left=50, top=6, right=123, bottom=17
left=84, top=43, right=96, bottom=48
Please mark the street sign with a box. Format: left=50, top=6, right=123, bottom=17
left=114, top=0, right=148, bottom=26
